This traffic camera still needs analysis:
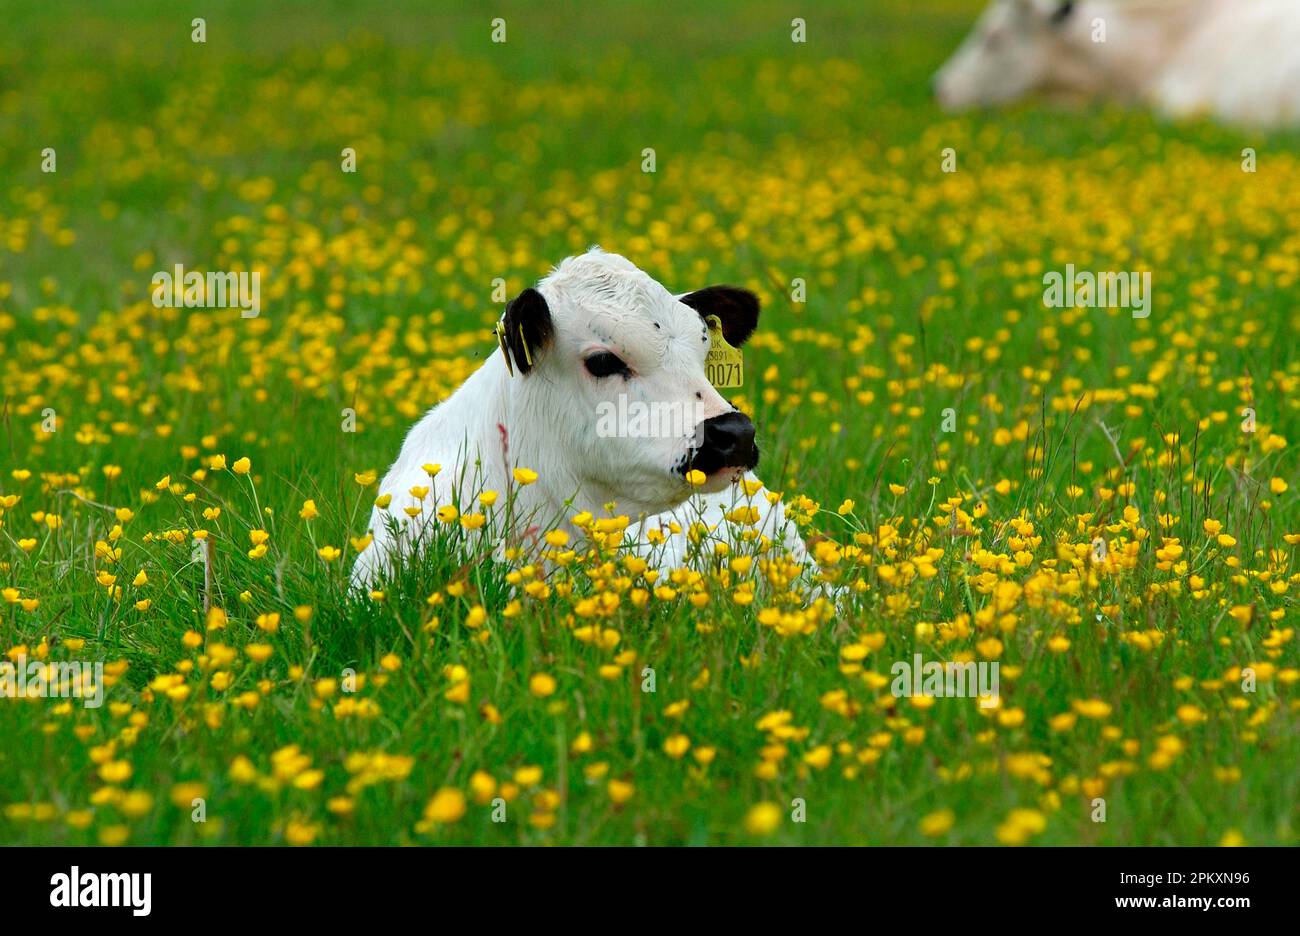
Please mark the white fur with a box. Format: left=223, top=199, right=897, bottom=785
left=934, top=0, right=1300, bottom=127
left=351, top=249, right=808, bottom=588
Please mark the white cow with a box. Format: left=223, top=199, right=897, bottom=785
left=350, top=248, right=810, bottom=589
left=934, top=0, right=1300, bottom=127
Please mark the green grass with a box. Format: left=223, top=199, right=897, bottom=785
left=0, top=0, right=1297, bottom=845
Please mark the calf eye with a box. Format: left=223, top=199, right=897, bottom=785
left=584, top=351, right=630, bottom=379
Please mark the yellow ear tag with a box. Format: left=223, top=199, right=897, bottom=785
left=704, top=315, right=743, bottom=389
left=517, top=324, right=533, bottom=367
left=494, top=319, right=514, bottom=376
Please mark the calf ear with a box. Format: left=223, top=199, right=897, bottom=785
left=1049, top=1, right=1075, bottom=25
left=678, top=286, right=760, bottom=347
left=500, top=287, right=553, bottom=375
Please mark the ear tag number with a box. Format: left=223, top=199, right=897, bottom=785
left=704, top=314, right=743, bottom=389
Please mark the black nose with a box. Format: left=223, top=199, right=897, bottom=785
left=692, top=411, right=758, bottom=475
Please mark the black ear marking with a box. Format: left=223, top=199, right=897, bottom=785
left=1050, top=1, right=1075, bottom=25
left=500, top=287, right=553, bottom=375
left=679, top=285, right=760, bottom=347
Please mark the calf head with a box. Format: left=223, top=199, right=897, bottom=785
left=933, top=0, right=1086, bottom=111
left=498, top=248, right=760, bottom=517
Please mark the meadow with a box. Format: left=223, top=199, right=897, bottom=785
left=1, top=0, right=1297, bottom=845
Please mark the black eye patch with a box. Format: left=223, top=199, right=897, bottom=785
left=584, top=351, right=631, bottom=379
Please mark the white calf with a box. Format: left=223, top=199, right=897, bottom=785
left=350, top=248, right=808, bottom=588
left=934, top=0, right=1300, bottom=128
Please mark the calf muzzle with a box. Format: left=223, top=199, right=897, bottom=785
left=688, top=411, right=759, bottom=476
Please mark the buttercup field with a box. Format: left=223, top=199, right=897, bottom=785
left=1, top=0, right=1298, bottom=848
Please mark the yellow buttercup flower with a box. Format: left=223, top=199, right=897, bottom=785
left=607, top=779, right=635, bottom=804
left=743, top=801, right=782, bottom=836
left=919, top=809, right=955, bottom=837
left=662, top=734, right=691, bottom=759
left=529, top=672, right=556, bottom=697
